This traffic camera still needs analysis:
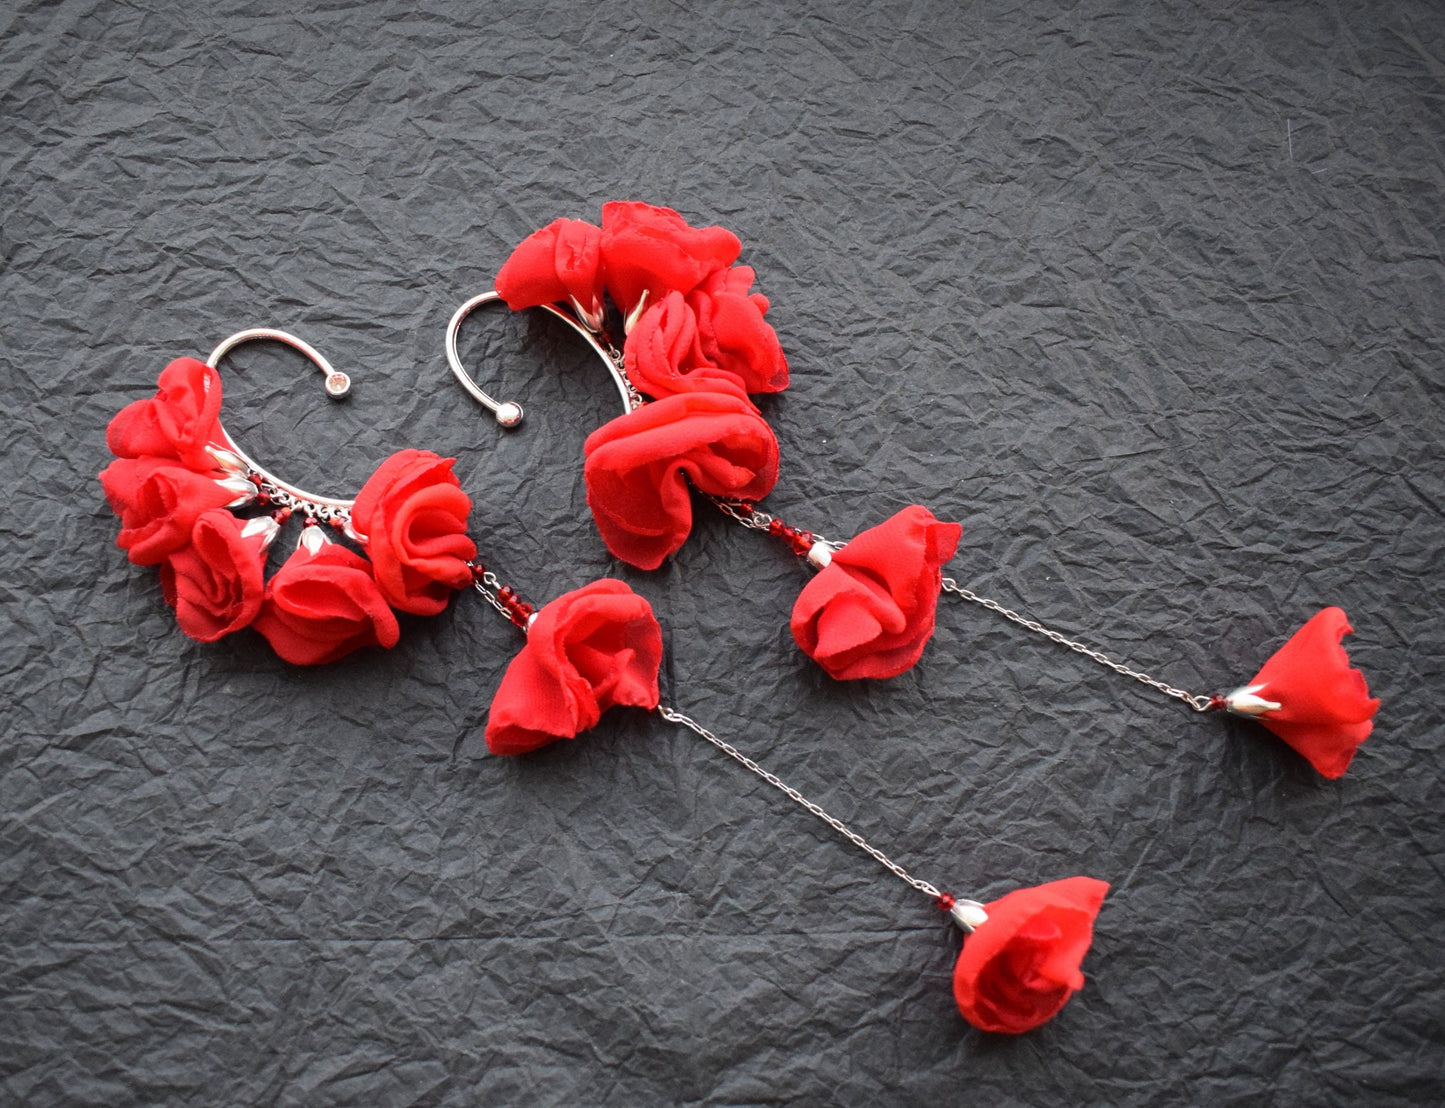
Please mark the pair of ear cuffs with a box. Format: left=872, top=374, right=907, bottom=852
left=100, top=201, right=1380, bottom=1036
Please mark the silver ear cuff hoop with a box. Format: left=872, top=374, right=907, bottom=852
left=445, top=290, right=639, bottom=429
left=205, top=328, right=358, bottom=520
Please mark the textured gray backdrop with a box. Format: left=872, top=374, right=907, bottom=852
left=2, top=0, right=1442, bottom=1104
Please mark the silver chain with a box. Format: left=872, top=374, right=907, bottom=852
left=657, top=705, right=942, bottom=901
left=710, top=497, right=776, bottom=531
left=709, top=498, right=837, bottom=550
left=470, top=573, right=513, bottom=622
left=940, top=578, right=1213, bottom=711
left=250, top=473, right=353, bottom=527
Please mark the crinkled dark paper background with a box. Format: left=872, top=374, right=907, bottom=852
left=2, top=1, right=1442, bottom=1104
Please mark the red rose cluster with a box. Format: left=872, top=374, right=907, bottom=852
left=495, top=202, right=784, bottom=570
left=100, top=359, right=476, bottom=664
left=495, top=204, right=968, bottom=678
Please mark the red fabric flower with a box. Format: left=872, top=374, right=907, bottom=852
left=600, top=201, right=741, bottom=316
left=485, top=579, right=663, bottom=756
left=791, top=505, right=962, bottom=680
left=351, top=449, right=477, bottom=616
left=494, top=217, right=605, bottom=318
left=583, top=391, right=780, bottom=570
left=622, top=292, right=764, bottom=400
left=99, top=457, right=242, bottom=566
left=953, top=877, right=1109, bottom=1034
left=686, top=266, right=788, bottom=394
left=1232, top=606, right=1379, bottom=778
left=106, top=357, right=225, bottom=471
left=252, top=538, right=401, bottom=666
left=159, top=510, right=270, bottom=642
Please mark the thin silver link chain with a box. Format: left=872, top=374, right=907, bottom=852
left=940, top=577, right=1213, bottom=711
left=709, top=497, right=836, bottom=550
left=470, top=573, right=513, bottom=622
left=656, top=705, right=943, bottom=901
left=710, top=497, right=776, bottom=531
left=249, top=473, right=353, bottom=527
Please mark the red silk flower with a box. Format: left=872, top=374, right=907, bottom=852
left=686, top=266, right=788, bottom=394
left=953, top=877, right=1109, bottom=1034
left=599, top=201, right=741, bottom=317
left=791, top=505, right=962, bottom=680
left=352, top=449, right=477, bottom=616
left=1227, top=606, right=1379, bottom=778
left=583, top=391, right=780, bottom=570
left=622, top=291, right=765, bottom=400
left=106, top=357, right=225, bottom=471
left=252, top=537, right=401, bottom=666
left=486, top=579, right=664, bottom=756
left=159, top=510, right=271, bottom=642
left=494, top=216, right=605, bottom=319
left=100, top=457, right=242, bottom=566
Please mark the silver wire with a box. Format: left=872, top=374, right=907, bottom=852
left=940, top=577, right=1213, bottom=711
left=656, top=705, right=943, bottom=901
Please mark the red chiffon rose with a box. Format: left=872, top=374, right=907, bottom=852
left=622, top=291, right=765, bottom=400
left=583, top=391, right=780, bottom=570
left=100, top=457, right=242, bottom=566
left=106, top=357, right=225, bottom=471
left=600, top=201, right=741, bottom=317
left=253, top=537, right=401, bottom=665
left=1226, top=606, right=1379, bottom=778
left=791, top=505, right=962, bottom=680
left=486, top=579, right=663, bottom=756
left=159, top=511, right=271, bottom=642
left=494, top=216, right=605, bottom=320
left=953, top=877, right=1109, bottom=1034
left=686, top=266, right=788, bottom=394
left=352, top=449, right=477, bottom=616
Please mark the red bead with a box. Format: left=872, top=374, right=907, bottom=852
left=937, top=893, right=956, bottom=911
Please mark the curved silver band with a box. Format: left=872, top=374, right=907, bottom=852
left=445, top=291, right=637, bottom=428
left=205, top=328, right=356, bottom=512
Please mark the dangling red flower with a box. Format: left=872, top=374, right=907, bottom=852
left=1222, top=606, right=1379, bottom=778
left=952, top=877, right=1109, bottom=1034
left=494, top=216, right=605, bottom=322
left=160, top=511, right=274, bottom=642
left=599, top=201, right=741, bottom=318
left=791, top=505, right=962, bottom=680
left=486, top=580, right=663, bottom=756
left=583, top=390, right=780, bottom=570
left=352, top=449, right=477, bottom=616
left=106, top=357, right=225, bottom=472
left=252, top=535, right=400, bottom=666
